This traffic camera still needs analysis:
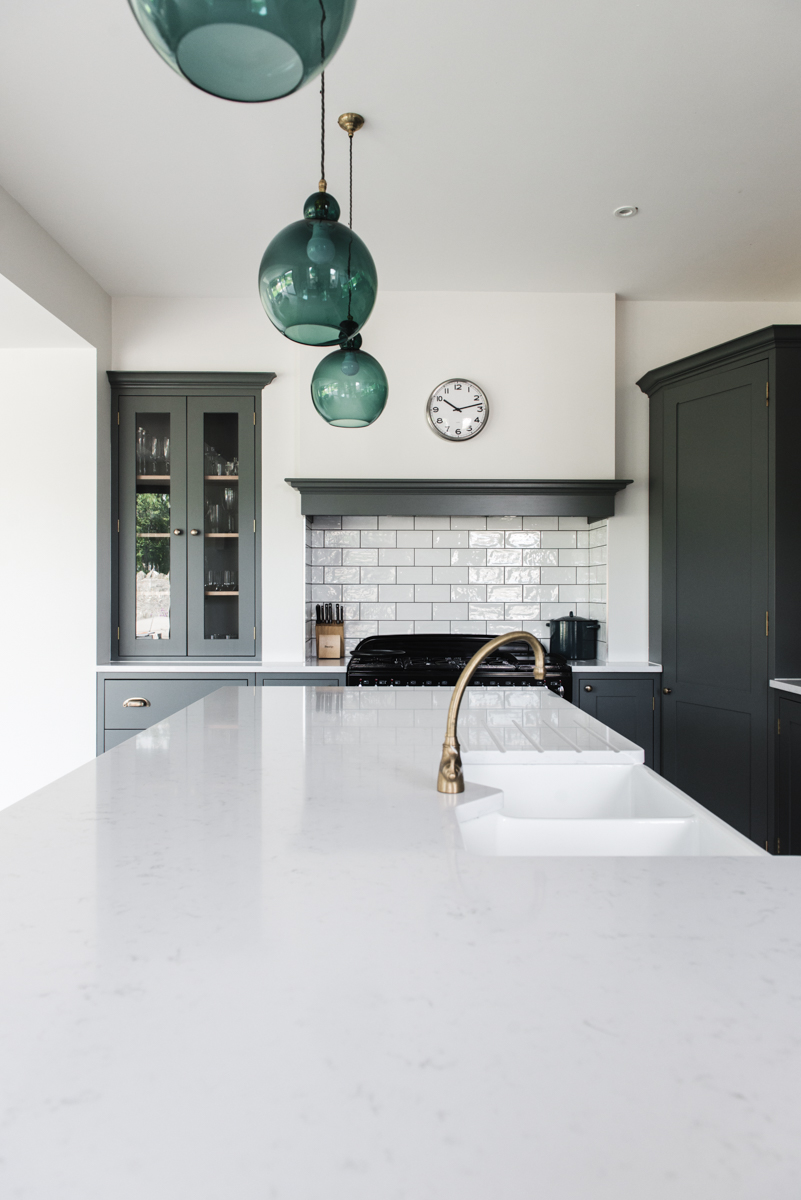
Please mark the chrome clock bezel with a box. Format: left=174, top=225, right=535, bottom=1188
left=425, top=378, right=489, bottom=441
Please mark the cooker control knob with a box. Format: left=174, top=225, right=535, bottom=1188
left=663, top=687, right=672, bottom=694
left=584, top=685, right=593, bottom=692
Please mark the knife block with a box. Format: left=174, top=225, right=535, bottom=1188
left=315, top=622, right=345, bottom=659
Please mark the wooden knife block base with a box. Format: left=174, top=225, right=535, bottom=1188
left=315, top=623, right=345, bottom=659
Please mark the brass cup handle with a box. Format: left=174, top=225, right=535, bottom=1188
left=173, top=528, right=183, bottom=535
left=663, top=687, right=672, bottom=694
left=584, top=685, right=593, bottom=692
left=190, top=529, right=200, bottom=535
left=123, top=697, right=151, bottom=708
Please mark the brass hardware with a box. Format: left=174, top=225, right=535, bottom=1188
left=584, top=685, right=593, bottom=692
left=117, top=411, right=120, bottom=425
left=652, top=697, right=655, bottom=710
left=663, top=687, right=672, bottom=694
left=117, top=519, right=120, bottom=533
left=253, top=519, right=256, bottom=533
left=766, top=840, right=769, bottom=851
left=117, top=626, right=120, bottom=641
left=123, top=697, right=151, bottom=708
left=318, top=179, right=327, bottom=192
left=766, top=381, right=769, bottom=403
left=253, top=627, right=257, bottom=640
left=173, top=528, right=183, bottom=535
left=253, top=411, right=256, bottom=425
left=190, top=529, right=200, bottom=535
left=337, top=112, right=365, bottom=138
left=436, top=631, right=546, bottom=795
left=778, top=838, right=781, bottom=854
left=778, top=718, right=781, bottom=734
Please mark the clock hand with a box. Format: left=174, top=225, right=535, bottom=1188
left=439, top=398, right=461, bottom=411
left=458, top=403, right=482, bottom=409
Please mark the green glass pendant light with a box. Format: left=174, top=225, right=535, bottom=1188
left=310, top=115, right=388, bottom=427
left=258, top=89, right=377, bottom=346
left=128, top=0, right=357, bottom=103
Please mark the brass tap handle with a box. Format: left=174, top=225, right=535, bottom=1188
left=437, top=630, right=546, bottom=795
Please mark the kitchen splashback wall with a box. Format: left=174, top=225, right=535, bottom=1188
left=305, top=515, right=607, bottom=660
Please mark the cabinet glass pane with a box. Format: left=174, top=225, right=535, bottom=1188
left=203, top=413, right=239, bottom=641
left=135, top=413, right=171, bottom=640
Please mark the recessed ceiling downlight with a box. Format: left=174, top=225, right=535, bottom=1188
left=614, top=206, right=639, bottom=218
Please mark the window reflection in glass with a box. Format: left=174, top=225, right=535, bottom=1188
left=203, top=413, right=239, bottom=640
left=135, top=413, right=171, bottom=639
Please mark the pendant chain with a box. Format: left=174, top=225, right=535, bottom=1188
left=319, top=1, right=326, bottom=185
left=349, top=133, right=353, bottom=229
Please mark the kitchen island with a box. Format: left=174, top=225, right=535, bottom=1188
left=1, top=685, right=799, bottom=1199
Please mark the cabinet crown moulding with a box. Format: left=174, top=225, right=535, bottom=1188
left=285, top=478, right=632, bottom=520
left=108, top=371, right=276, bottom=390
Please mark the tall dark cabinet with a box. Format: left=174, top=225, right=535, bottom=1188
left=109, top=372, right=274, bottom=659
left=638, top=326, right=801, bottom=849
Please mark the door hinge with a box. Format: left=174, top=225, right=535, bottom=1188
left=766, top=381, right=769, bottom=405
left=766, top=611, right=769, bottom=637
left=117, top=626, right=120, bottom=641
left=117, top=518, right=120, bottom=533
left=778, top=718, right=781, bottom=734
left=253, top=626, right=256, bottom=641
left=253, top=411, right=256, bottom=425
left=117, top=411, right=120, bottom=425
left=253, top=518, right=256, bottom=533
left=652, top=696, right=655, bottom=710
left=778, top=837, right=781, bottom=854
left=766, top=840, right=769, bottom=851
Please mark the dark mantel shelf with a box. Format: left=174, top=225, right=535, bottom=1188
left=285, top=478, right=633, bottom=520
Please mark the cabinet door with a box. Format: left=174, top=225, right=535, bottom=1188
left=660, top=360, right=769, bottom=838
left=187, top=395, right=257, bottom=656
left=776, top=696, right=801, bottom=854
left=119, top=394, right=187, bottom=656
left=577, top=677, right=655, bottom=768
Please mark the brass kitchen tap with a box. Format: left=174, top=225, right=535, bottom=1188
left=437, top=631, right=546, bottom=794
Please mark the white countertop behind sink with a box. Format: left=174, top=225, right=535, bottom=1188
left=0, top=685, right=795, bottom=1200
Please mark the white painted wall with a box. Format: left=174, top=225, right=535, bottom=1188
left=112, top=293, right=616, bottom=658
left=611, top=301, right=801, bottom=662
left=0, top=345, right=98, bottom=811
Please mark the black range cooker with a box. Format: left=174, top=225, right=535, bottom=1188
left=346, top=634, right=572, bottom=702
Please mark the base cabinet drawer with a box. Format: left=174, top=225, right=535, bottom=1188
left=104, top=728, right=139, bottom=752
left=103, top=677, right=252, bottom=731
left=576, top=675, right=660, bottom=770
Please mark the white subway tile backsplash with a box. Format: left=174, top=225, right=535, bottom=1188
left=432, top=603, right=469, bottom=620
left=433, top=566, right=469, bottom=584
left=450, top=516, right=487, bottom=530
left=432, top=530, right=469, bottom=548
left=378, top=584, right=415, bottom=602
left=541, top=531, right=577, bottom=549
left=414, top=516, right=450, bottom=529
left=342, top=548, right=378, bottom=565
left=397, top=530, right=433, bottom=548
left=341, top=516, right=378, bottom=530
left=487, top=585, right=522, bottom=602
left=361, top=567, right=397, bottom=583
left=305, top=516, right=608, bottom=658
left=415, top=585, right=452, bottom=602
left=378, top=515, right=414, bottom=529
left=468, top=530, right=504, bottom=548
left=397, top=566, right=433, bottom=584
left=378, top=548, right=415, bottom=566
left=469, top=566, right=504, bottom=584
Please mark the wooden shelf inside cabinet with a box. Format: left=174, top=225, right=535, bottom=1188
left=137, top=531, right=170, bottom=538
left=136, top=475, right=171, bottom=482
left=205, top=475, right=239, bottom=481
left=205, top=590, right=239, bottom=596
left=206, top=532, right=239, bottom=538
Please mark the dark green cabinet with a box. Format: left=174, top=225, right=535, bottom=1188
left=576, top=675, right=659, bottom=769
left=775, top=694, right=801, bottom=855
left=110, top=372, right=273, bottom=660
left=639, top=325, right=801, bottom=849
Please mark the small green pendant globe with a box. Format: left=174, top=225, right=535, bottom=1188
left=259, top=191, right=378, bottom=346
left=311, top=341, right=388, bottom=427
left=128, top=0, right=357, bottom=102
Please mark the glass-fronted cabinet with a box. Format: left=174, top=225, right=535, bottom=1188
left=110, top=373, right=273, bottom=658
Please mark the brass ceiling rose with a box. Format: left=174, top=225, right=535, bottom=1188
left=337, top=112, right=365, bottom=138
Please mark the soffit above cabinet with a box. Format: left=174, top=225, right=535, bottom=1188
left=286, top=479, right=632, bottom=520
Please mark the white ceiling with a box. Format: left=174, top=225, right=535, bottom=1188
left=1, top=0, right=801, bottom=300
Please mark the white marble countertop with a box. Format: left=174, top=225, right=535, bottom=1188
left=95, top=658, right=661, bottom=674
left=770, top=678, right=801, bottom=696
left=1, top=685, right=797, bottom=1198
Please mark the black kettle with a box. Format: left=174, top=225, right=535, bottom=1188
left=547, top=611, right=600, bottom=660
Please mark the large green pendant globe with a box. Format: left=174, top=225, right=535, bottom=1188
left=128, top=0, right=357, bottom=102
left=311, top=338, right=388, bottom=427
left=259, top=191, right=378, bottom=346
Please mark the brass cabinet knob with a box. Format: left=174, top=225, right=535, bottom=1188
left=663, top=687, right=672, bottom=694
left=173, top=528, right=183, bottom=535
left=123, top=697, right=151, bottom=708
left=584, top=685, right=593, bottom=692
left=190, top=529, right=200, bottom=535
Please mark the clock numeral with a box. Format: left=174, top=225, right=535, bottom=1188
left=455, top=429, right=462, bottom=435
left=436, top=418, right=443, bottom=424
left=444, top=387, right=449, bottom=393
left=477, top=407, right=484, bottom=413
left=454, top=382, right=462, bottom=390
left=466, top=427, right=473, bottom=433
left=432, top=406, right=438, bottom=412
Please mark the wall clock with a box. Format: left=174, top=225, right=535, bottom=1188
left=426, top=379, right=489, bottom=441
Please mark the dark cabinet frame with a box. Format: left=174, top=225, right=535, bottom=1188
left=109, top=372, right=273, bottom=660
left=575, top=674, right=661, bottom=770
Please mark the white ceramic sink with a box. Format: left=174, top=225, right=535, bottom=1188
left=456, top=764, right=766, bottom=857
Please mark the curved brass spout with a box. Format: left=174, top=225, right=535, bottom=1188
left=436, top=631, right=546, bottom=794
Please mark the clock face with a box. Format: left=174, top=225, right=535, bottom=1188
left=426, top=379, right=489, bottom=441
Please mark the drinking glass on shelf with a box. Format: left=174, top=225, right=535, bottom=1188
left=136, top=427, right=147, bottom=474
left=148, top=436, right=159, bottom=473
left=209, top=504, right=222, bottom=533
left=223, top=569, right=236, bottom=590
left=163, top=436, right=170, bottom=473
left=224, top=460, right=236, bottom=477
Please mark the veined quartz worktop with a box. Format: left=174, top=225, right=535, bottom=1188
left=96, top=659, right=661, bottom=674
left=770, top=678, right=801, bottom=696
left=1, top=686, right=797, bottom=1199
